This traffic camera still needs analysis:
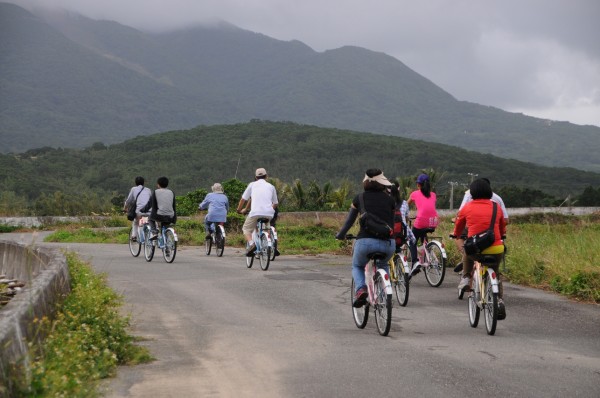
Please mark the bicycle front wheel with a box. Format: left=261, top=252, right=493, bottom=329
left=484, top=274, right=498, bottom=335
left=424, top=241, right=446, bottom=287
left=246, top=242, right=254, bottom=268
left=129, top=226, right=141, bottom=257
left=269, top=237, right=277, bottom=261
left=392, top=256, right=409, bottom=307
left=258, top=233, right=271, bottom=271
left=205, top=234, right=212, bottom=255
left=163, top=229, right=177, bottom=263
left=374, top=273, right=392, bottom=336
left=351, top=278, right=369, bottom=329
left=143, top=226, right=155, bottom=262
left=468, top=271, right=480, bottom=327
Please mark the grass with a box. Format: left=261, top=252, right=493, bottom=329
left=40, top=212, right=600, bottom=303
left=11, top=253, right=153, bottom=397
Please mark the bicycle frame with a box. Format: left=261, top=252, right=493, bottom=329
left=253, top=219, right=272, bottom=253
left=472, top=259, right=499, bottom=300
left=365, top=260, right=393, bottom=301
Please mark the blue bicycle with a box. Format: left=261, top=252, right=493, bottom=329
left=246, top=218, right=272, bottom=271
left=144, top=222, right=178, bottom=263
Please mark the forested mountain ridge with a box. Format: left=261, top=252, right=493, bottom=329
left=2, top=2, right=600, bottom=172
left=2, top=121, right=599, bottom=211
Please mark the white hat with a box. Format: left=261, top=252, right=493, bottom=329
left=362, top=171, right=392, bottom=186
left=255, top=168, right=267, bottom=177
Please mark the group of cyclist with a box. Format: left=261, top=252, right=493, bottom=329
left=124, top=167, right=280, bottom=257
left=125, top=167, right=508, bottom=317
left=335, top=168, right=508, bottom=318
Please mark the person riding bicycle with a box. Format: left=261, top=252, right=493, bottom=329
left=198, top=182, right=229, bottom=240
left=143, top=176, right=177, bottom=240
left=236, top=168, right=278, bottom=256
left=453, top=178, right=507, bottom=319
left=123, top=176, right=152, bottom=242
left=407, top=173, right=439, bottom=276
left=335, top=169, right=396, bottom=308
left=389, top=180, right=416, bottom=251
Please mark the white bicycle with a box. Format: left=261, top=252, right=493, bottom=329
left=246, top=218, right=272, bottom=271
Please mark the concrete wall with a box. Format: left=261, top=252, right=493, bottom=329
left=0, top=240, right=70, bottom=395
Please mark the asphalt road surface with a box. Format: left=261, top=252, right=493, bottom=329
left=4, top=233, right=600, bottom=397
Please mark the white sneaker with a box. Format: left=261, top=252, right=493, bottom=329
left=458, top=276, right=471, bottom=290
left=410, top=262, right=422, bottom=275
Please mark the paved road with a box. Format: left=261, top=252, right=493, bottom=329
left=5, top=233, right=600, bottom=397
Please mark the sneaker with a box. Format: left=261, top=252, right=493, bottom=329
left=353, top=287, right=368, bottom=308
left=497, top=299, right=506, bottom=320
left=458, top=276, right=471, bottom=291
left=131, top=236, right=137, bottom=242
left=149, top=231, right=158, bottom=240
left=246, top=242, right=256, bottom=257
left=205, top=234, right=212, bottom=240
left=453, top=262, right=463, bottom=273
left=410, top=262, right=422, bottom=276
left=274, top=248, right=281, bottom=257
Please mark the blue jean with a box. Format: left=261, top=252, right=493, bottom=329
left=352, top=238, right=395, bottom=293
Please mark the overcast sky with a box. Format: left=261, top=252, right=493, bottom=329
left=11, top=0, right=600, bottom=127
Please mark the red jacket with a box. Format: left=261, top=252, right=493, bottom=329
left=453, top=199, right=506, bottom=247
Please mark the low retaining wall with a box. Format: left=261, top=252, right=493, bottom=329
left=0, top=240, right=70, bottom=395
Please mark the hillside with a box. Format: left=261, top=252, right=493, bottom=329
left=1, top=3, right=600, bottom=172
left=2, top=122, right=599, bottom=208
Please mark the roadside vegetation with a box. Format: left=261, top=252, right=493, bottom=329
left=11, top=253, right=152, bottom=397
left=40, top=212, right=600, bottom=303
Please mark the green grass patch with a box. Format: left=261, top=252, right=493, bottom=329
left=12, top=253, right=153, bottom=397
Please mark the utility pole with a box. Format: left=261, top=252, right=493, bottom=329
left=234, top=154, right=241, bottom=179
left=467, top=172, right=478, bottom=183
left=448, top=181, right=459, bottom=210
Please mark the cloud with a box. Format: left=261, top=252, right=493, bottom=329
left=9, top=0, right=600, bottom=127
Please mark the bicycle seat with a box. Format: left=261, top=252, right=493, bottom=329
left=478, top=255, right=497, bottom=266
left=257, top=218, right=270, bottom=223
left=367, top=252, right=388, bottom=261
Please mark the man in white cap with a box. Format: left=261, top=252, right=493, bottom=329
left=237, top=168, right=278, bottom=255
left=199, top=182, right=229, bottom=240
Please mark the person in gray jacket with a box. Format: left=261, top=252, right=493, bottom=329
left=123, top=176, right=152, bottom=241
left=143, top=176, right=176, bottom=240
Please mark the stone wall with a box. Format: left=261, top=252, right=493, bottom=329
left=0, top=241, right=70, bottom=395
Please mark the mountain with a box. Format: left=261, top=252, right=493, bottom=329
left=2, top=121, right=599, bottom=206
left=1, top=3, right=600, bottom=172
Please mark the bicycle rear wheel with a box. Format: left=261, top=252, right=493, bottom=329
left=269, top=237, right=277, bottom=261
left=351, top=278, right=369, bottom=329
left=258, top=233, right=271, bottom=271
left=246, top=242, right=254, bottom=268
left=143, top=226, right=155, bottom=262
left=205, top=235, right=212, bottom=255
left=392, top=256, right=409, bottom=307
left=374, top=273, right=392, bottom=336
left=163, top=229, right=177, bottom=263
left=215, top=230, right=225, bottom=257
left=424, top=241, right=446, bottom=287
left=129, top=226, right=141, bottom=257
left=484, top=274, right=498, bottom=335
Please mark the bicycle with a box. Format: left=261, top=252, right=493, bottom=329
left=128, top=215, right=150, bottom=257
left=449, top=235, right=499, bottom=335
left=404, top=219, right=447, bottom=287
left=388, top=250, right=410, bottom=306
left=205, top=222, right=225, bottom=257
left=347, top=235, right=393, bottom=336
left=245, top=218, right=272, bottom=271
left=144, top=222, right=178, bottom=263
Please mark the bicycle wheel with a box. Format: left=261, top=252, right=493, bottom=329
left=392, top=256, right=409, bottom=306
left=205, top=234, right=212, bottom=255
left=484, top=274, right=498, bottom=335
left=258, top=233, right=271, bottom=271
left=163, top=229, right=177, bottom=263
left=351, top=278, right=369, bottom=329
left=401, top=243, right=412, bottom=265
left=128, top=226, right=141, bottom=257
left=215, top=230, right=225, bottom=257
left=246, top=242, right=254, bottom=268
left=424, top=241, right=446, bottom=287
left=468, top=272, right=480, bottom=327
left=143, top=226, right=155, bottom=262
left=269, top=237, right=277, bottom=261
left=374, top=273, right=392, bottom=336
